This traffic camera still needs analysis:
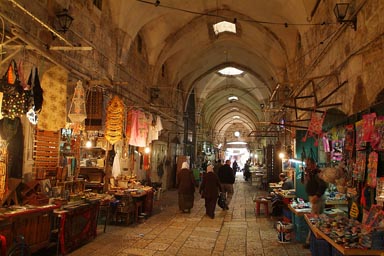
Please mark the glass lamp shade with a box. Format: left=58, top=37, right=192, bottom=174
left=68, top=80, right=87, bottom=123
left=56, top=9, right=73, bottom=32
left=334, top=3, right=349, bottom=21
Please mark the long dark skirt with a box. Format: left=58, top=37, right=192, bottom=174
left=204, top=196, right=217, bottom=218
left=178, top=193, right=194, bottom=211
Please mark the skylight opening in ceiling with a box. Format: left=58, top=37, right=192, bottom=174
left=218, top=67, right=244, bottom=76
left=227, top=95, right=238, bottom=102
left=213, top=21, right=236, bottom=35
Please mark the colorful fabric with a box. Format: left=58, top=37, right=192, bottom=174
left=38, top=66, right=67, bottom=131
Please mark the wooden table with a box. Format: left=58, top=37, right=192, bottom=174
left=304, top=214, right=384, bottom=255
left=288, top=204, right=311, bottom=216
left=0, top=204, right=59, bottom=253
left=58, top=199, right=100, bottom=255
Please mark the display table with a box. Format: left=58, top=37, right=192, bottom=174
left=109, top=186, right=154, bottom=224
left=57, top=199, right=100, bottom=255
left=304, top=214, right=383, bottom=255
left=0, top=204, right=59, bottom=253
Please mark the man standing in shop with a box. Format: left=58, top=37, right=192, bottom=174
left=302, top=157, right=327, bottom=249
left=218, top=159, right=235, bottom=210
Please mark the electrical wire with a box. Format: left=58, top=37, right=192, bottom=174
left=136, top=0, right=333, bottom=27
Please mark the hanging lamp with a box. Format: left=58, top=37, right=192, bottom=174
left=68, top=80, right=87, bottom=123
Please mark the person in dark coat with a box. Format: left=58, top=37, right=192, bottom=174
left=177, top=162, right=196, bottom=213
left=303, top=157, right=327, bottom=249
left=213, top=159, right=222, bottom=176
left=218, top=159, right=235, bottom=210
left=199, top=165, right=222, bottom=219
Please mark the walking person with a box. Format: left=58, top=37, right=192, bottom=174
left=218, top=159, right=235, bottom=210
left=213, top=159, right=222, bottom=176
left=177, top=162, right=197, bottom=213
left=199, top=165, right=222, bottom=219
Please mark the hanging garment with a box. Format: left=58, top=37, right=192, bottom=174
left=112, top=152, right=121, bottom=179
left=0, top=60, right=32, bottom=120
left=156, top=115, right=163, bottom=137
left=136, top=111, right=149, bottom=147
left=27, top=67, right=44, bottom=113
left=128, top=109, right=139, bottom=146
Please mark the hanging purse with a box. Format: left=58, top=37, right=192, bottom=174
left=0, top=60, right=32, bottom=119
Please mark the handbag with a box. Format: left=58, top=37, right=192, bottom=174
left=0, top=60, right=32, bottom=119
left=217, top=192, right=227, bottom=209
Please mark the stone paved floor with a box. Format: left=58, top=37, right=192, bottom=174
left=67, top=173, right=312, bottom=256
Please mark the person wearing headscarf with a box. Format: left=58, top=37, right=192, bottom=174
left=199, top=165, right=222, bottom=219
left=177, top=162, right=196, bottom=213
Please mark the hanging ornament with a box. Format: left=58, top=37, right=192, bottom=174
left=27, top=106, right=38, bottom=125
left=68, top=80, right=87, bottom=123
left=105, top=95, right=124, bottom=145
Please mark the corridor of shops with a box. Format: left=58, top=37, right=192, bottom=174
left=64, top=173, right=308, bottom=256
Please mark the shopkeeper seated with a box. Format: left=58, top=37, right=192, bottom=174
left=271, top=173, right=294, bottom=216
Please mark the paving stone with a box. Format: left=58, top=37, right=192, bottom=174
left=64, top=175, right=305, bottom=256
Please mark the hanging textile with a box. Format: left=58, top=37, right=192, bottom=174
left=128, top=110, right=148, bottom=147
left=68, top=80, right=87, bottom=123
left=302, top=111, right=326, bottom=146
left=146, top=114, right=156, bottom=145
left=105, top=96, right=124, bottom=145
left=355, top=120, right=366, bottom=150
left=366, top=151, right=378, bottom=188
left=371, top=116, right=384, bottom=151
left=112, top=152, right=121, bottom=178
left=125, top=109, right=133, bottom=144
left=136, top=110, right=149, bottom=147
left=38, top=66, right=67, bottom=131
left=29, top=67, right=44, bottom=112
left=156, top=115, right=163, bottom=137
left=362, top=113, right=377, bottom=143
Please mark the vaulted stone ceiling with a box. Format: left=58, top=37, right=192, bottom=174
left=106, top=0, right=324, bottom=145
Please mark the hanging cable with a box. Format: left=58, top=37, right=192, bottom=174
left=136, top=0, right=332, bottom=27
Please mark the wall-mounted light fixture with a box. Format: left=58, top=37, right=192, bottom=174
left=56, top=9, right=73, bottom=33
left=333, top=3, right=357, bottom=31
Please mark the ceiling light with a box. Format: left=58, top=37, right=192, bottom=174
left=227, top=95, right=238, bottom=102
left=56, top=9, right=73, bottom=33
left=233, top=115, right=240, bottom=119
left=234, top=131, right=240, bottom=137
left=333, top=3, right=357, bottom=30
left=231, top=107, right=239, bottom=111
left=213, top=21, right=236, bottom=35
left=227, top=141, right=247, bottom=145
left=218, top=67, right=244, bottom=76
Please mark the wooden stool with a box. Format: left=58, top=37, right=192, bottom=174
left=254, top=198, right=269, bottom=216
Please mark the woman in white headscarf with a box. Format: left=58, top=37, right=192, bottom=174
left=177, top=162, right=196, bottom=213
left=199, top=165, right=222, bottom=219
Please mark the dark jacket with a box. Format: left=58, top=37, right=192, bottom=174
left=200, top=172, right=221, bottom=199
left=177, top=168, right=196, bottom=194
left=305, top=171, right=327, bottom=197
left=282, top=178, right=294, bottom=190
left=218, top=164, right=235, bottom=184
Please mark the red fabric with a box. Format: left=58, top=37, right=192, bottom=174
left=362, top=113, right=377, bottom=142
left=0, top=234, right=6, bottom=256
left=302, top=111, right=326, bottom=145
